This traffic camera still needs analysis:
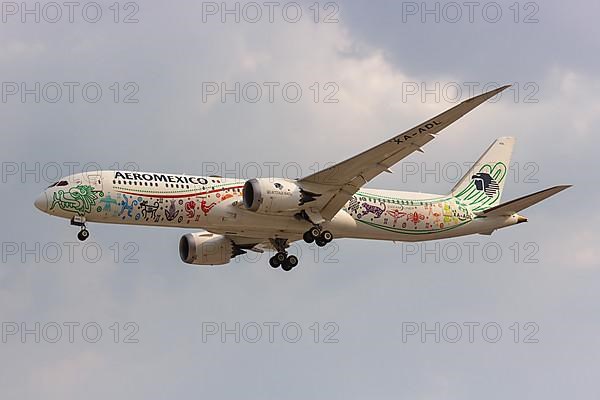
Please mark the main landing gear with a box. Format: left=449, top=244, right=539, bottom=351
left=71, top=215, right=89, bottom=242
left=269, top=252, right=298, bottom=271
left=268, top=238, right=299, bottom=272
left=268, top=227, right=334, bottom=271
left=302, top=226, right=333, bottom=247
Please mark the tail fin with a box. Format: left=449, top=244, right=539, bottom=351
left=450, top=137, right=515, bottom=212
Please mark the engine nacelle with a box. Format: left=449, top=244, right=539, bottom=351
left=179, top=232, right=238, bottom=265
left=243, top=178, right=320, bottom=214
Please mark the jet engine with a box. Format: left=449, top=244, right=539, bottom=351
left=179, top=232, right=244, bottom=265
left=242, top=178, right=321, bottom=214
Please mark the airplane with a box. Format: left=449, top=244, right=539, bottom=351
left=33, top=85, right=570, bottom=271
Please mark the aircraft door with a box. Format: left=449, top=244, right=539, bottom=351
left=85, top=173, right=104, bottom=193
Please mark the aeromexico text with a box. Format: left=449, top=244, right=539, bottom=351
left=114, top=171, right=210, bottom=185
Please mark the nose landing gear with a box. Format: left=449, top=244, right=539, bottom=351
left=77, top=228, right=90, bottom=241
left=71, top=215, right=89, bottom=241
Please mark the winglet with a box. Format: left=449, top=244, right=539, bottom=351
left=464, top=85, right=511, bottom=105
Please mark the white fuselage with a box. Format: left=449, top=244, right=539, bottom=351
left=35, top=171, right=522, bottom=242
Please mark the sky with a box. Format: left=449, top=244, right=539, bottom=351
left=1, top=0, right=598, bottom=398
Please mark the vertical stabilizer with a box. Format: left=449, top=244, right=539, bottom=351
left=451, top=137, right=515, bottom=212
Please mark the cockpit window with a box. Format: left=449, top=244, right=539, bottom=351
left=56, top=181, right=69, bottom=187
left=47, top=182, right=58, bottom=188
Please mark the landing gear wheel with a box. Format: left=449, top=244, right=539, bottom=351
left=282, top=255, right=298, bottom=271
left=315, top=237, right=327, bottom=247
left=309, top=227, right=321, bottom=239
left=77, top=229, right=89, bottom=242
left=287, top=255, right=298, bottom=268
left=275, top=252, right=287, bottom=264
left=269, top=256, right=280, bottom=268
left=303, top=231, right=315, bottom=243
left=321, top=230, right=333, bottom=243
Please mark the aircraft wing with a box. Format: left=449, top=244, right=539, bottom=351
left=298, top=85, right=510, bottom=220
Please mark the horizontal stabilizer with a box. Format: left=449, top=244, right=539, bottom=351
left=481, top=185, right=571, bottom=216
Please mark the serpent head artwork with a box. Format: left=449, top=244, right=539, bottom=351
left=50, top=184, right=103, bottom=216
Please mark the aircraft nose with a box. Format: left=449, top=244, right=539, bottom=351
left=34, top=192, right=48, bottom=212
